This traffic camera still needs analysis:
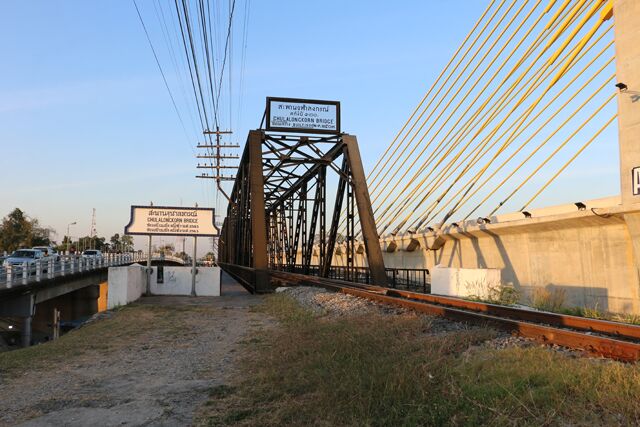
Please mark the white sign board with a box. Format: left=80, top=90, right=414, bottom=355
left=266, top=97, right=340, bottom=133
left=124, top=206, right=218, bottom=237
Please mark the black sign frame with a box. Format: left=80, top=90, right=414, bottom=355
left=265, top=97, right=341, bottom=134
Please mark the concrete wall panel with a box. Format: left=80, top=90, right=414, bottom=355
left=107, top=265, right=146, bottom=309
left=149, top=266, right=220, bottom=296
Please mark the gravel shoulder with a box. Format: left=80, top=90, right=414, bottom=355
left=0, top=274, right=268, bottom=427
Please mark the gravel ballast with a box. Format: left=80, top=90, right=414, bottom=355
left=277, top=286, right=596, bottom=357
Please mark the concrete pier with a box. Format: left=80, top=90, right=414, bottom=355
left=614, top=0, right=640, bottom=204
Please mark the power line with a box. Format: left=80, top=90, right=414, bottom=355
left=133, top=0, right=195, bottom=155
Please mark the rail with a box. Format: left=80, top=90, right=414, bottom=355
left=269, top=270, right=640, bottom=362
left=0, top=253, right=146, bottom=288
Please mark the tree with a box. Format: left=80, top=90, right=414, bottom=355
left=94, top=236, right=106, bottom=250
left=77, top=235, right=106, bottom=251
left=121, top=235, right=134, bottom=252
left=0, top=208, right=53, bottom=253
left=56, top=236, right=73, bottom=253
left=175, top=251, right=189, bottom=262
left=110, top=233, right=121, bottom=247
left=158, top=243, right=174, bottom=255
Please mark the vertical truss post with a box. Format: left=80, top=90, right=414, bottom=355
left=347, top=172, right=355, bottom=281
left=319, top=166, right=326, bottom=272
left=219, top=217, right=228, bottom=262
left=267, top=212, right=275, bottom=268
left=304, top=167, right=324, bottom=273
left=248, top=130, right=270, bottom=292
left=237, top=165, right=249, bottom=266
left=321, top=155, right=348, bottom=277
left=342, top=134, right=388, bottom=285
left=293, top=182, right=306, bottom=268
left=287, top=199, right=294, bottom=269
left=279, top=204, right=287, bottom=268
left=301, top=184, right=307, bottom=267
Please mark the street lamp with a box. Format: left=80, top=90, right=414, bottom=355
left=66, top=221, right=77, bottom=256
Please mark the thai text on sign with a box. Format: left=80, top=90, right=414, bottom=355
left=266, top=97, right=340, bottom=133
left=124, top=206, right=218, bottom=237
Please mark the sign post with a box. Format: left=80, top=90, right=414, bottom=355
left=125, top=205, right=219, bottom=297
left=192, top=237, right=197, bottom=296
left=146, top=235, right=152, bottom=295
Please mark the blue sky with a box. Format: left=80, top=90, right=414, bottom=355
left=0, top=1, right=620, bottom=251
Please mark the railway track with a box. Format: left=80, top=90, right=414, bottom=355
left=269, top=270, right=640, bottom=362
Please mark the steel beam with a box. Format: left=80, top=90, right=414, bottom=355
left=248, top=130, right=270, bottom=292
left=342, top=134, right=388, bottom=285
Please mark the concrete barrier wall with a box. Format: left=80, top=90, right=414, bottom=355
left=315, top=200, right=640, bottom=314
left=149, top=266, right=220, bottom=296
left=431, top=266, right=502, bottom=299
left=107, top=265, right=146, bottom=309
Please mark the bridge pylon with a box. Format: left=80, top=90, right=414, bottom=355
left=614, top=0, right=640, bottom=205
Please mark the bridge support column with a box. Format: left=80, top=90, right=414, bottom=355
left=21, top=316, right=32, bottom=348
left=343, top=135, right=388, bottom=286
left=615, top=0, right=640, bottom=313
left=249, top=130, right=270, bottom=293
left=614, top=0, right=640, bottom=205
left=0, top=293, right=35, bottom=347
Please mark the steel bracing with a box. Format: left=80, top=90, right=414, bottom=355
left=219, top=130, right=387, bottom=292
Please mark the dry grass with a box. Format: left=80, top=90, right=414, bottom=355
left=0, top=303, right=208, bottom=377
left=466, top=279, right=520, bottom=305
left=198, top=293, right=640, bottom=427
left=531, top=288, right=567, bottom=312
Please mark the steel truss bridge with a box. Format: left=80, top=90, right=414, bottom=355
left=219, top=130, right=389, bottom=292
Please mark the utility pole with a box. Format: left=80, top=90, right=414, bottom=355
left=195, top=127, right=239, bottom=202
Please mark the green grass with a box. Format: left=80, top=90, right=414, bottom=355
left=561, top=305, right=640, bottom=326
left=198, top=293, right=640, bottom=427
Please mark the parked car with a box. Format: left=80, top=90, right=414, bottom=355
left=81, top=249, right=103, bottom=260
left=32, top=246, right=59, bottom=262
left=2, top=249, right=45, bottom=268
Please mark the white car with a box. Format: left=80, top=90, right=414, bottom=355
left=81, top=249, right=103, bottom=259
left=32, top=246, right=59, bottom=262
left=3, top=249, right=46, bottom=268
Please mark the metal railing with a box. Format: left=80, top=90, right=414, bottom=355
left=272, top=264, right=431, bottom=293
left=219, top=262, right=257, bottom=292
left=0, top=253, right=146, bottom=288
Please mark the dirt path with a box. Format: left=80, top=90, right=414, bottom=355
left=0, top=274, right=266, bottom=427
